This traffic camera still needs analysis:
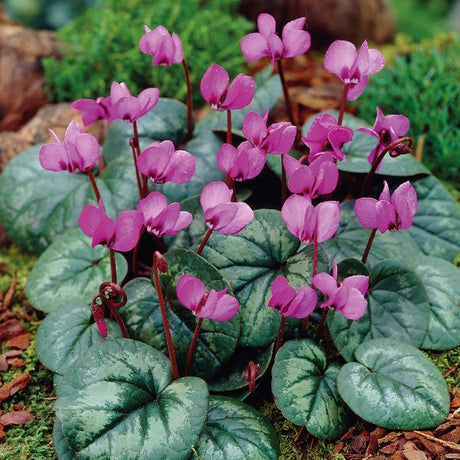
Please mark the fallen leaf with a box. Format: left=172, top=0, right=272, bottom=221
left=0, top=373, right=31, bottom=403
left=0, top=350, right=22, bottom=371
left=0, top=410, right=34, bottom=426
left=0, top=319, right=25, bottom=342
left=6, top=332, right=30, bottom=350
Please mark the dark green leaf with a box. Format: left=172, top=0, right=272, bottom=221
left=53, top=418, right=74, bottom=460
left=36, top=301, right=122, bottom=375
left=56, top=339, right=209, bottom=459
left=0, top=144, right=139, bottom=253
left=337, top=338, right=450, bottom=430
left=328, top=259, right=430, bottom=361
left=192, top=396, right=279, bottom=460
left=272, top=339, right=351, bottom=439
left=25, top=228, right=127, bottom=313
left=414, top=256, right=460, bottom=350
left=102, top=98, right=187, bottom=163
left=199, top=209, right=328, bottom=347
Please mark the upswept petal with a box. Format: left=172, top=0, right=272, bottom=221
left=329, top=126, right=353, bottom=160
left=346, top=75, right=368, bottom=101
left=391, top=181, right=417, bottom=229
left=302, top=113, right=337, bottom=153
left=375, top=200, right=396, bottom=233
left=240, top=33, right=269, bottom=62
left=282, top=29, right=311, bottom=58
left=206, top=293, right=239, bottom=321
left=206, top=202, right=253, bottom=234
left=110, top=82, right=131, bottom=101
left=283, top=154, right=300, bottom=177
left=281, top=194, right=310, bottom=241
left=351, top=40, right=370, bottom=76
left=315, top=201, right=340, bottom=243
left=312, top=272, right=337, bottom=307
left=200, top=181, right=233, bottom=211
left=78, top=201, right=105, bottom=238
left=263, top=123, right=296, bottom=154
left=324, top=40, right=357, bottom=77
left=177, top=274, right=205, bottom=311
left=200, top=64, right=229, bottom=107
left=72, top=132, right=101, bottom=170
left=217, top=144, right=238, bottom=174
left=221, top=74, right=255, bottom=110
left=385, top=114, right=410, bottom=137
left=111, top=210, right=144, bottom=251
left=268, top=276, right=296, bottom=309
left=137, top=88, right=160, bottom=118
left=137, top=191, right=168, bottom=218
left=147, top=202, right=182, bottom=237
left=379, top=181, right=391, bottom=202
left=342, top=275, right=369, bottom=296
left=354, top=198, right=379, bottom=229
left=367, top=48, right=385, bottom=75
left=91, top=214, right=116, bottom=248
left=311, top=159, right=339, bottom=195
left=257, top=13, right=276, bottom=36
left=138, top=142, right=171, bottom=181
left=337, top=287, right=367, bottom=320
left=171, top=211, right=193, bottom=234
left=113, top=97, right=140, bottom=122
left=171, top=33, right=184, bottom=63
left=288, top=166, right=315, bottom=196
left=39, top=143, right=67, bottom=172
left=286, top=286, right=317, bottom=318
left=266, top=34, right=284, bottom=62
left=204, top=203, right=238, bottom=232
left=242, top=111, right=267, bottom=145
left=165, top=149, right=196, bottom=184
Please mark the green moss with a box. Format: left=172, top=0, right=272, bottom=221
left=426, top=346, right=460, bottom=391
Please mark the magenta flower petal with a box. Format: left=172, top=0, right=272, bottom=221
left=354, top=198, right=379, bottom=229
left=268, top=276, right=296, bottom=309
left=367, top=48, right=385, bottom=75
left=206, top=292, right=240, bottom=321
left=200, top=64, right=229, bottom=108
left=287, top=286, right=317, bottom=318
left=217, top=143, right=238, bottom=174
left=137, top=191, right=168, bottom=217
left=337, top=287, right=368, bottom=320
left=282, top=19, right=311, bottom=58
left=281, top=194, right=312, bottom=242
left=78, top=201, right=105, bottom=238
left=324, top=40, right=357, bottom=77
left=166, top=150, right=196, bottom=183
left=92, top=215, right=116, bottom=248
left=257, top=13, right=276, bottom=35
left=263, top=123, right=296, bottom=155
left=242, top=111, right=268, bottom=145
left=375, top=200, right=397, bottom=233
left=110, top=210, right=144, bottom=252
left=71, top=99, right=108, bottom=126
left=206, top=202, right=254, bottom=234
left=391, top=181, right=417, bottom=229
left=171, top=33, right=184, bottom=62
left=200, top=181, right=233, bottom=211
left=177, top=274, right=206, bottom=311
left=315, top=201, right=340, bottom=243
left=137, top=88, right=160, bottom=117
left=287, top=166, right=315, bottom=195
left=310, top=159, right=339, bottom=195
left=346, top=75, right=369, bottom=101
left=312, top=272, right=337, bottom=307
left=342, top=275, right=369, bottom=296
left=221, top=74, right=255, bottom=110
left=283, top=154, right=300, bottom=177
left=39, top=142, right=67, bottom=172
left=171, top=211, right=193, bottom=234
left=240, top=32, right=269, bottom=62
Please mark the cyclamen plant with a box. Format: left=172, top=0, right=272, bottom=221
left=0, top=11, right=458, bottom=460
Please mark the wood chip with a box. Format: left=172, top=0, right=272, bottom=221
left=380, top=440, right=400, bottom=454
left=441, top=427, right=460, bottom=444
left=0, top=350, right=22, bottom=371
left=0, top=410, right=34, bottom=426
left=379, top=432, right=402, bottom=445
left=10, top=359, right=25, bottom=368
left=451, top=398, right=460, bottom=410
left=405, top=431, right=446, bottom=456
left=0, top=269, right=17, bottom=312
left=0, top=430, right=5, bottom=442
left=0, top=319, right=25, bottom=342
left=6, top=332, right=30, bottom=350
left=414, top=430, right=460, bottom=453
left=0, top=373, right=31, bottom=403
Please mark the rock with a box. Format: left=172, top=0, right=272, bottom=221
left=239, top=0, right=396, bottom=46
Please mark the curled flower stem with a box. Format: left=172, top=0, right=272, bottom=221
left=361, top=228, right=377, bottom=264
left=182, top=59, right=194, bottom=141
left=274, top=316, right=286, bottom=355
left=362, top=136, right=413, bottom=194
left=196, top=228, right=213, bottom=255
left=184, top=317, right=203, bottom=376
left=86, top=168, right=101, bottom=202
left=110, top=307, right=130, bottom=338
left=337, top=85, right=349, bottom=126
left=109, top=249, right=117, bottom=284
left=153, top=253, right=179, bottom=380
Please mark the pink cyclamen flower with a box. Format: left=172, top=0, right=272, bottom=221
left=137, top=140, right=196, bottom=184
left=242, top=110, right=296, bottom=155
left=201, top=181, right=254, bottom=234
left=313, top=260, right=369, bottom=320
left=283, top=154, right=338, bottom=199
left=71, top=96, right=113, bottom=126
left=302, top=113, right=353, bottom=162
left=79, top=199, right=144, bottom=252
left=108, top=81, right=160, bottom=123
left=354, top=181, right=417, bottom=233
left=177, top=274, right=239, bottom=321
left=137, top=191, right=192, bottom=237
left=268, top=276, right=317, bottom=318
left=324, top=40, right=385, bottom=101
left=200, top=64, right=255, bottom=111
left=240, top=13, right=311, bottom=65
left=358, top=107, right=410, bottom=170
left=281, top=194, right=340, bottom=244
left=139, top=25, right=184, bottom=66
left=39, top=120, right=100, bottom=173
left=217, top=141, right=266, bottom=181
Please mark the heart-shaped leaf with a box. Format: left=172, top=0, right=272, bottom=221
left=155, top=130, right=225, bottom=203
left=337, top=338, right=450, bottom=430
left=196, top=67, right=282, bottom=134
left=102, top=98, right=187, bottom=163
left=272, top=339, right=351, bottom=439
left=36, top=301, right=122, bottom=375
left=0, top=144, right=139, bottom=253
left=208, top=344, right=273, bottom=393
left=25, top=228, right=127, bottom=313
left=53, top=418, right=74, bottom=460
left=414, top=256, right=460, bottom=350
left=302, top=111, right=429, bottom=176
left=121, top=255, right=239, bottom=379
left=56, top=339, right=209, bottom=459
left=407, top=175, right=460, bottom=261
left=191, top=396, right=279, bottom=460
left=327, top=259, right=430, bottom=361
left=199, top=209, right=328, bottom=347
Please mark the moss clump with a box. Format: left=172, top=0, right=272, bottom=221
left=426, top=346, right=460, bottom=391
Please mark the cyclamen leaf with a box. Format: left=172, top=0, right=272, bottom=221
left=52, top=418, right=74, bottom=460
left=25, top=228, right=127, bottom=313
left=272, top=339, right=351, bottom=439
left=0, top=144, right=139, bottom=253
left=199, top=209, right=328, bottom=347
left=56, top=339, right=209, bottom=460
left=337, top=338, right=450, bottom=430
left=414, top=255, right=460, bottom=350
left=191, top=396, right=279, bottom=460
left=36, top=301, right=122, bottom=375
left=327, top=259, right=430, bottom=361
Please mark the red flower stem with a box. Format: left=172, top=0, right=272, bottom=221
left=132, top=227, right=146, bottom=277
left=184, top=317, right=203, bottom=376
left=129, top=138, right=143, bottom=199
left=362, top=137, right=413, bottom=194
left=110, top=307, right=130, bottom=338
left=98, top=154, right=105, bottom=173
left=300, top=238, right=318, bottom=335
left=337, top=85, right=349, bottom=126
left=109, top=249, right=117, bottom=284
left=361, top=228, right=377, bottom=264
left=196, top=228, right=213, bottom=255
left=153, top=254, right=179, bottom=380
left=316, top=308, right=329, bottom=337
left=281, top=156, right=288, bottom=205
left=132, top=121, right=149, bottom=198
left=86, top=169, right=101, bottom=202
left=225, top=109, right=237, bottom=201
left=182, top=59, right=194, bottom=141
left=274, top=316, right=286, bottom=355
left=277, top=59, right=295, bottom=128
